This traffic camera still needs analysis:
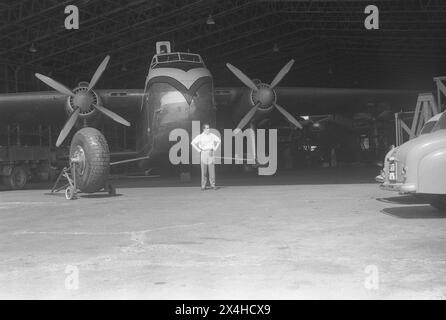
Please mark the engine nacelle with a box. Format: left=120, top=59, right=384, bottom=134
left=65, top=83, right=101, bottom=123
left=250, top=82, right=276, bottom=111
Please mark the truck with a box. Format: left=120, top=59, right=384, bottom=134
left=376, top=111, right=446, bottom=210
left=0, top=124, right=57, bottom=189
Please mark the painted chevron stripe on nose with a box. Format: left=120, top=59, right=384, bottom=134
left=147, top=67, right=212, bottom=89
left=147, top=67, right=213, bottom=105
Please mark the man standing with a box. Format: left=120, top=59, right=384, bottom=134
left=191, top=123, right=221, bottom=190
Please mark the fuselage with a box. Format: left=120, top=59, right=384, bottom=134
left=138, top=51, right=215, bottom=161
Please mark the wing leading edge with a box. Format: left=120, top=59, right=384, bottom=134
left=0, top=89, right=144, bottom=124
left=214, top=86, right=418, bottom=114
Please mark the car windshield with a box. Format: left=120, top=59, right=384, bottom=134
left=431, top=113, right=446, bottom=132
left=419, top=121, right=437, bottom=134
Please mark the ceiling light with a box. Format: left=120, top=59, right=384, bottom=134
left=273, top=43, right=279, bottom=52
left=29, top=43, right=37, bottom=53
left=206, top=14, right=215, bottom=25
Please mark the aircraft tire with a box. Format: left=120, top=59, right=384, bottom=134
left=70, top=127, right=110, bottom=193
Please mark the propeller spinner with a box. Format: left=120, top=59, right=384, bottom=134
left=226, top=59, right=302, bottom=132
left=35, top=55, right=130, bottom=147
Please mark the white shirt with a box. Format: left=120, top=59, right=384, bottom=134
left=191, top=132, right=221, bottom=151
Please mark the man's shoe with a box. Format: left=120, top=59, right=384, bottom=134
left=201, top=187, right=206, bottom=191
left=212, top=186, right=217, bottom=190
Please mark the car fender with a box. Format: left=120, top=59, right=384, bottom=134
left=418, top=148, right=446, bottom=194
left=404, top=131, right=446, bottom=187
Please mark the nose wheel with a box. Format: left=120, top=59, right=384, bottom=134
left=65, top=186, right=76, bottom=200
left=50, top=156, right=116, bottom=200
left=51, top=164, right=79, bottom=200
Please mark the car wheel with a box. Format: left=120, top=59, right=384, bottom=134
left=2, top=166, right=28, bottom=190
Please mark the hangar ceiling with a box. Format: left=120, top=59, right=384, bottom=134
left=0, top=0, right=445, bottom=92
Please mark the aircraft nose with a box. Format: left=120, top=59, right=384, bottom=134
left=159, top=104, right=189, bottom=127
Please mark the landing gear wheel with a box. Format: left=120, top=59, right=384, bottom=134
left=65, top=186, right=76, bottom=200
left=430, top=195, right=446, bottom=211
left=70, top=127, right=110, bottom=193
left=2, top=166, right=28, bottom=190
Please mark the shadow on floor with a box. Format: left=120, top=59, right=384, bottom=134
left=80, top=193, right=123, bottom=199
left=42, top=192, right=123, bottom=199
left=0, top=166, right=381, bottom=191
left=112, top=166, right=381, bottom=188
left=376, top=195, right=432, bottom=205
left=382, top=205, right=446, bottom=219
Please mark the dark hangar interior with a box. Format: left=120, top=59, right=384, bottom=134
left=3, top=1, right=446, bottom=301
left=0, top=0, right=445, bottom=92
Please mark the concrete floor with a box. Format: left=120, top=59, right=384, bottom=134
left=1, top=167, right=446, bottom=299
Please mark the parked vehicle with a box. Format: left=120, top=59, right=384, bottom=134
left=376, top=111, right=446, bottom=210
left=0, top=124, right=56, bottom=189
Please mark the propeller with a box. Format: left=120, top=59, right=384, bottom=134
left=226, top=63, right=259, bottom=91
left=273, top=102, right=302, bottom=129
left=88, top=55, right=110, bottom=91
left=35, top=55, right=130, bottom=147
left=56, top=107, right=80, bottom=147
left=35, top=74, right=75, bottom=97
left=94, top=104, right=130, bottom=127
left=226, top=59, right=302, bottom=131
left=234, top=102, right=260, bottom=134
left=270, top=59, right=295, bottom=89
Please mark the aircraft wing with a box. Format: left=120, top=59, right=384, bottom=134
left=0, top=91, right=67, bottom=123
left=214, top=86, right=418, bottom=114
left=214, top=87, right=244, bottom=109
left=97, top=89, right=145, bottom=114
left=0, top=89, right=144, bottom=124
left=274, top=87, right=418, bottom=114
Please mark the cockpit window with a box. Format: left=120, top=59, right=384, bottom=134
left=420, top=121, right=437, bottom=135
left=179, top=53, right=201, bottom=62
left=157, top=54, right=180, bottom=62
left=432, top=112, right=446, bottom=132
left=150, top=52, right=204, bottom=68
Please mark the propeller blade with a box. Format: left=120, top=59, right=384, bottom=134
left=226, top=63, right=258, bottom=91
left=94, top=104, right=130, bottom=127
left=234, top=103, right=260, bottom=134
left=270, top=59, right=295, bottom=89
left=35, top=73, right=75, bottom=97
left=56, top=108, right=80, bottom=147
left=88, top=55, right=110, bottom=91
left=273, top=102, right=302, bottom=129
